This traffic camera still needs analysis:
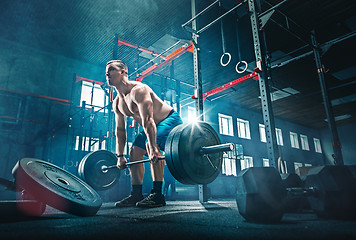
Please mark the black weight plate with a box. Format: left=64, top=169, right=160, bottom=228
left=78, top=150, right=120, bottom=191
left=170, top=123, right=200, bottom=185
left=16, top=158, right=102, bottom=217
left=165, top=124, right=195, bottom=185
left=0, top=200, right=46, bottom=217
left=173, top=122, right=223, bottom=185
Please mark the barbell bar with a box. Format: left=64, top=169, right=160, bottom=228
left=101, top=143, right=235, bottom=172
left=78, top=121, right=235, bottom=190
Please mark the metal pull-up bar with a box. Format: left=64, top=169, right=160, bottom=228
left=129, top=40, right=182, bottom=79
left=182, top=0, right=247, bottom=35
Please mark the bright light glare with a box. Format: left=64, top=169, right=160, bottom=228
left=187, top=106, right=198, bottom=123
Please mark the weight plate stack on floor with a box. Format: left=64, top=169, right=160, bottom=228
left=16, top=158, right=102, bottom=216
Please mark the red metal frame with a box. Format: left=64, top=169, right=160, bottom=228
left=118, top=38, right=167, bottom=60
left=136, top=42, right=194, bottom=82
left=76, top=76, right=105, bottom=86
left=192, top=72, right=259, bottom=101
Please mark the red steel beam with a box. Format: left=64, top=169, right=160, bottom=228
left=136, top=42, right=194, bottom=82
left=193, top=72, right=259, bottom=101
left=76, top=76, right=105, bottom=85
left=0, top=87, right=69, bottom=104
left=118, top=38, right=167, bottom=60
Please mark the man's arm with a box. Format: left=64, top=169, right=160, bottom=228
left=113, top=98, right=127, bottom=168
left=131, top=85, right=160, bottom=161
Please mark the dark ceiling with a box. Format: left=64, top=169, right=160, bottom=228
left=1, top=0, right=355, bottom=129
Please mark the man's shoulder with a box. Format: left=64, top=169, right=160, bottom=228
left=131, top=83, right=151, bottom=96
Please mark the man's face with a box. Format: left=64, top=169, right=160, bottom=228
left=106, top=63, right=125, bottom=86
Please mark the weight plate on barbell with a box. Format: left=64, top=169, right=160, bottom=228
left=171, top=121, right=223, bottom=185
left=16, top=158, right=102, bottom=216
left=165, top=124, right=196, bottom=185
left=78, top=150, right=120, bottom=191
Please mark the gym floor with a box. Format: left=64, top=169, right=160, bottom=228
left=1, top=199, right=356, bottom=240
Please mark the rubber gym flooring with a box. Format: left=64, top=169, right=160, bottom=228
left=1, top=199, right=356, bottom=240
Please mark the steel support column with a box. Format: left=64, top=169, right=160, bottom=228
left=106, top=34, right=119, bottom=152
left=311, top=30, right=344, bottom=166
left=191, top=0, right=208, bottom=203
left=249, top=0, right=279, bottom=167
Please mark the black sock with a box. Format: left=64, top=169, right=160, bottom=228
left=152, top=181, right=163, bottom=194
left=132, top=184, right=143, bottom=197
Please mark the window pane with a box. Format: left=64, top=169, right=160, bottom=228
left=313, top=138, right=322, bottom=153
left=218, top=114, right=233, bottom=136
left=300, top=134, right=309, bottom=151
left=259, top=124, right=266, bottom=142
left=237, top=118, right=250, bottom=139
left=276, top=128, right=283, bottom=146
left=290, top=132, right=299, bottom=148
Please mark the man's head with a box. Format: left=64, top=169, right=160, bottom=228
left=106, top=60, right=128, bottom=86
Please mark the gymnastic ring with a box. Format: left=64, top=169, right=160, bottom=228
left=220, top=52, right=231, bottom=67
left=66, top=161, right=74, bottom=168
left=236, top=61, right=248, bottom=73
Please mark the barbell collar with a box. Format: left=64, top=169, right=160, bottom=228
left=199, top=143, right=235, bottom=155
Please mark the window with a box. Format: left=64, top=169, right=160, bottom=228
left=187, top=106, right=196, bottom=123
left=75, top=136, right=106, bottom=151
left=262, top=158, right=269, bottom=167
left=276, top=128, right=283, bottom=146
left=290, top=132, right=299, bottom=148
left=222, top=150, right=237, bottom=176
left=300, top=134, right=310, bottom=151
left=279, top=159, right=288, bottom=173
left=80, top=81, right=109, bottom=112
left=313, top=138, right=322, bottom=153
left=259, top=124, right=266, bottom=142
left=218, top=114, right=233, bottom=136
left=241, top=156, right=253, bottom=171
left=294, top=162, right=303, bottom=172
left=237, top=118, right=251, bottom=139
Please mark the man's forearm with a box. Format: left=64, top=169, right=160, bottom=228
left=116, top=128, right=126, bottom=155
left=143, top=119, right=157, bottom=152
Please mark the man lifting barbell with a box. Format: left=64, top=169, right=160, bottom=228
left=106, top=60, right=183, bottom=208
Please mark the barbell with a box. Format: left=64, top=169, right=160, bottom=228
left=78, top=121, right=235, bottom=191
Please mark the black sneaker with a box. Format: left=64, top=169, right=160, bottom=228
left=136, top=192, right=166, bottom=208
left=115, top=194, right=144, bottom=207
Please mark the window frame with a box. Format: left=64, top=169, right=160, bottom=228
left=300, top=134, right=310, bottom=151
left=290, top=131, right=299, bottom=149
left=218, top=113, right=234, bottom=136
left=313, top=138, right=322, bottom=153
left=236, top=118, right=251, bottom=139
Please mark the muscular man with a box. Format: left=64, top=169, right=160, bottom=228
left=106, top=60, right=183, bottom=208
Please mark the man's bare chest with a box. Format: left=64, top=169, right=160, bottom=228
left=117, top=96, right=137, bottom=117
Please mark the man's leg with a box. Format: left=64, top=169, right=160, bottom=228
left=115, top=145, right=146, bottom=207
left=136, top=144, right=166, bottom=208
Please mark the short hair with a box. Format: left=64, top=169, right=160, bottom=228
left=106, top=60, right=128, bottom=73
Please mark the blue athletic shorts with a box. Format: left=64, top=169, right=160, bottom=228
left=132, top=110, right=183, bottom=151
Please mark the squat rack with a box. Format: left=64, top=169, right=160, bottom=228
left=183, top=0, right=349, bottom=201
